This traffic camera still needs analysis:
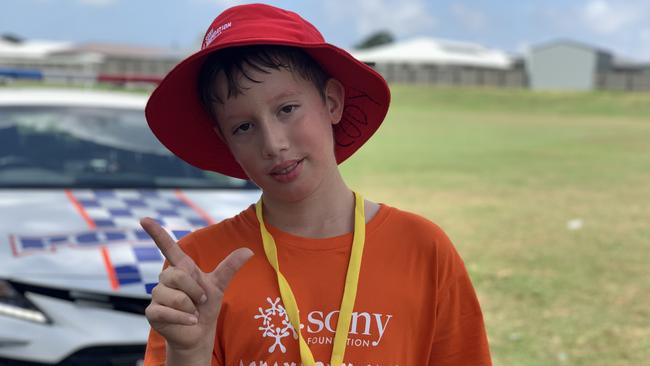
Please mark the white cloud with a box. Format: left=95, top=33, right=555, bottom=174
left=570, top=0, right=650, bottom=59
left=450, top=3, right=488, bottom=32
left=579, top=0, right=646, bottom=34
left=358, top=0, right=436, bottom=36
left=324, top=0, right=437, bottom=39
left=529, top=0, right=650, bottom=59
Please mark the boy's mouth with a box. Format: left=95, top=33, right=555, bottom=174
left=270, top=158, right=304, bottom=177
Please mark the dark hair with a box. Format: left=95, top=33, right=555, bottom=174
left=197, top=45, right=330, bottom=127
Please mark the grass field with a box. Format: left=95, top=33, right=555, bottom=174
left=340, top=85, right=650, bottom=366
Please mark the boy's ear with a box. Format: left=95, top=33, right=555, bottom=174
left=324, top=78, right=345, bottom=125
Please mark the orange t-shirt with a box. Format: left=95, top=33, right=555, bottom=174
left=144, top=203, right=492, bottom=365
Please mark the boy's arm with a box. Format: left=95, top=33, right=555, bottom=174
left=143, top=328, right=223, bottom=366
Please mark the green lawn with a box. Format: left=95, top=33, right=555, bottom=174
left=340, top=85, right=650, bottom=366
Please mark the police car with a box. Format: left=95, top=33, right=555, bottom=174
left=0, top=88, right=260, bottom=365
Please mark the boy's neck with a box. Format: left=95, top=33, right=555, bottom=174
left=260, top=169, right=361, bottom=239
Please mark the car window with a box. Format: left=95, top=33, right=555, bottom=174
left=0, top=106, right=252, bottom=189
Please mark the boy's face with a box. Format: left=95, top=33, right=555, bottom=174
left=210, top=65, right=345, bottom=202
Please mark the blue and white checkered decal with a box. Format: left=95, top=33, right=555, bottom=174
left=72, top=189, right=210, bottom=229
left=14, top=228, right=191, bottom=253
left=12, top=189, right=214, bottom=294
left=106, top=244, right=166, bottom=293
left=74, top=189, right=211, bottom=293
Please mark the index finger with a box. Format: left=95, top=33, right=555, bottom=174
left=140, top=217, right=189, bottom=267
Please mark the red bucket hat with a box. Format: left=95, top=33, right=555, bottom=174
left=145, top=3, right=391, bottom=179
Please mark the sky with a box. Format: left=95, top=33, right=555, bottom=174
left=3, top=0, right=650, bottom=60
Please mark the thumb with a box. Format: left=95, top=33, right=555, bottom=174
left=209, top=248, right=254, bottom=292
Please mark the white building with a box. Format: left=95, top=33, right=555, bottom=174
left=0, top=35, right=182, bottom=85
left=0, top=36, right=100, bottom=80
left=350, top=37, right=525, bottom=87
left=526, top=39, right=650, bottom=91
left=352, top=37, right=513, bottom=69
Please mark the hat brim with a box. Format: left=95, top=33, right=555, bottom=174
left=145, top=39, right=390, bottom=180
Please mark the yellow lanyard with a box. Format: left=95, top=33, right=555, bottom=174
left=255, top=192, right=366, bottom=366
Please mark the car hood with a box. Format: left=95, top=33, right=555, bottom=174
left=0, top=188, right=260, bottom=297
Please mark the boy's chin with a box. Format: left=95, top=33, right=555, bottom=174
left=260, top=183, right=316, bottom=204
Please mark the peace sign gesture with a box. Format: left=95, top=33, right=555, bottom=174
left=141, top=217, right=253, bottom=365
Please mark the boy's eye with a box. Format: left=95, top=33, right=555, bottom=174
left=233, top=122, right=252, bottom=135
left=280, top=105, right=298, bottom=114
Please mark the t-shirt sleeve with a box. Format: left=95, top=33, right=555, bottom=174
left=428, top=228, right=492, bottom=365
left=142, top=328, right=166, bottom=366
left=429, top=271, right=492, bottom=365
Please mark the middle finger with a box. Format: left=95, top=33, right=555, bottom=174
left=158, top=266, right=207, bottom=305
left=151, top=283, right=199, bottom=315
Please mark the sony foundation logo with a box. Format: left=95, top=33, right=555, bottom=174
left=254, top=297, right=393, bottom=355
left=202, top=21, right=232, bottom=49
left=255, top=297, right=298, bottom=353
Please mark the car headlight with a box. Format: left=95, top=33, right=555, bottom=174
left=0, top=279, right=49, bottom=324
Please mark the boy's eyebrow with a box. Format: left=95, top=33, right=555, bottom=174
left=267, top=90, right=301, bottom=103
left=220, top=90, right=303, bottom=122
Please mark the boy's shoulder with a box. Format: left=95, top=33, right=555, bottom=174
left=378, top=203, right=469, bottom=283
left=376, top=203, right=448, bottom=239
left=376, top=202, right=462, bottom=260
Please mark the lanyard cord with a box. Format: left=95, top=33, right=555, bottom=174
left=255, top=192, right=366, bottom=366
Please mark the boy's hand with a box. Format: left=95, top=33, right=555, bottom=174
left=141, top=217, right=253, bottom=359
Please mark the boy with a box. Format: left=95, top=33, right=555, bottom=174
left=142, top=3, right=491, bottom=365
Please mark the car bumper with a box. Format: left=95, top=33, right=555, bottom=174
left=0, top=292, right=148, bottom=365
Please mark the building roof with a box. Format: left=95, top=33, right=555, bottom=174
left=0, top=88, right=147, bottom=109
left=0, top=35, right=183, bottom=63
left=350, top=37, right=513, bottom=69
left=529, top=39, right=612, bottom=56
left=0, top=37, right=73, bottom=59
left=65, top=42, right=183, bottom=59
left=529, top=39, right=650, bottom=68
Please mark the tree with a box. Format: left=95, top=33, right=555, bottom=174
left=354, top=30, right=395, bottom=50
left=1, top=33, right=24, bottom=44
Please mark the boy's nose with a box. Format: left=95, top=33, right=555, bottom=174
left=260, top=121, right=289, bottom=158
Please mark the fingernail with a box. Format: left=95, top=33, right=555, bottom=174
left=188, top=315, right=198, bottom=324
left=200, top=294, right=207, bottom=304
left=194, top=310, right=199, bottom=318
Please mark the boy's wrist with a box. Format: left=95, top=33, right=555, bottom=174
left=165, top=340, right=214, bottom=366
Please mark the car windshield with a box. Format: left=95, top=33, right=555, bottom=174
left=0, top=105, right=252, bottom=189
